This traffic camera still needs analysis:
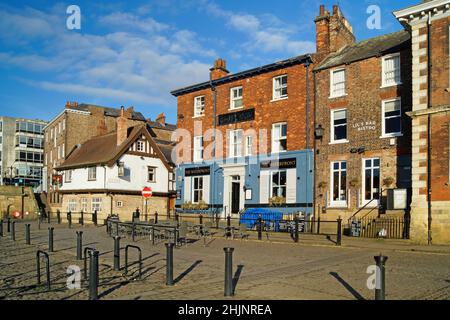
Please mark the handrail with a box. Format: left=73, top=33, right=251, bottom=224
left=124, top=245, right=142, bottom=280
left=83, top=247, right=96, bottom=280
left=348, top=187, right=384, bottom=222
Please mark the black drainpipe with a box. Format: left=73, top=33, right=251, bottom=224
left=210, top=74, right=217, bottom=215
left=426, top=12, right=433, bottom=245
left=312, top=66, right=318, bottom=221
left=305, top=58, right=312, bottom=217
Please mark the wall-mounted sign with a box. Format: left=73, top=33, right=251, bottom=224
left=185, top=166, right=211, bottom=177
left=352, top=121, right=376, bottom=132
left=245, top=189, right=252, bottom=200
left=260, top=158, right=297, bottom=170
left=218, top=108, right=255, bottom=126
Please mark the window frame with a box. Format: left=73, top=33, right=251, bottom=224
left=91, top=198, right=102, bottom=212
left=272, top=75, right=288, bottom=101
left=192, top=176, right=204, bottom=204
left=330, top=68, right=347, bottom=98
left=65, top=170, right=72, bottom=183
left=88, top=166, right=97, bottom=181
left=270, top=170, right=287, bottom=199
left=329, top=161, right=348, bottom=208
left=230, top=86, right=244, bottom=110
left=147, top=166, right=156, bottom=183
left=381, top=53, right=402, bottom=88
left=67, top=199, right=77, bottom=212
left=229, top=129, right=243, bottom=158
left=194, top=96, right=205, bottom=118
left=193, top=136, right=204, bottom=162
left=330, top=108, right=349, bottom=144
left=81, top=198, right=88, bottom=212
left=245, top=135, right=253, bottom=157
left=381, top=98, right=402, bottom=138
left=272, top=122, right=287, bottom=153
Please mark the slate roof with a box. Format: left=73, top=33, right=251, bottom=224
left=315, top=30, right=411, bottom=71
left=71, top=104, right=146, bottom=121
left=56, top=124, right=174, bottom=170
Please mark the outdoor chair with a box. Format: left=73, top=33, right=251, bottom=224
left=233, top=224, right=250, bottom=240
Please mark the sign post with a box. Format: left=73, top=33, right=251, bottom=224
left=142, top=187, right=153, bottom=219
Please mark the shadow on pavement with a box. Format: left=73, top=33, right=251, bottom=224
left=329, top=272, right=365, bottom=300
left=174, top=260, right=202, bottom=284
left=232, top=265, right=244, bottom=295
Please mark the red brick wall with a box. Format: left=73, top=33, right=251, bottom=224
left=430, top=17, right=450, bottom=107
left=176, top=63, right=315, bottom=163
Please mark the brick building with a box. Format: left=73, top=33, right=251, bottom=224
left=43, top=102, right=146, bottom=209
left=394, top=0, right=450, bottom=244
left=172, top=56, right=314, bottom=217
left=56, top=107, right=176, bottom=220
left=313, top=5, right=413, bottom=225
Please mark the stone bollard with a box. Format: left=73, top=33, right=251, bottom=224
left=165, top=243, right=174, bottom=286
left=76, top=231, right=83, bottom=260
left=25, top=224, right=31, bottom=245
left=48, top=227, right=54, bottom=252
left=374, top=255, right=388, bottom=300
left=224, top=247, right=235, bottom=297
left=113, top=236, right=121, bottom=271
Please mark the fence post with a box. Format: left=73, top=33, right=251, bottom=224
left=257, top=216, right=262, bottom=241
left=68, top=211, right=72, bottom=229
left=76, top=231, right=83, bottom=260
left=48, top=227, right=54, bottom=252
left=11, top=221, right=16, bottom=241
left=57, top=210, right=61, bottom=224
left=294, top=215, right=299, bottom=243
left=114, top=236, right=121, bottom=271
left=165, top=243, right=174, bottom=286
left=89, top=250, right=99, bottom=300
left=0, top=219, right=3, bottom=237
left=374, top=255, right=388, bottom=300
left=155, top=211, right=158, bottom=224
left=336, top=218, right=342, bottom=246
left=25, top=224, right=31, bottom=245
left=224, top=247, right=234, bottom=297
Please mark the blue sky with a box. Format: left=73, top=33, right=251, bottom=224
left=0, top=0, right=418, bottom=124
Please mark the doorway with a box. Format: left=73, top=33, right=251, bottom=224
left=231, top=175, right=241, bottom=214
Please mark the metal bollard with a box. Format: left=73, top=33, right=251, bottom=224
left=113, top=236, right=121, bottom=271
left=0, top=219, right=3, bottom=237
left=317, top=217, right=321, bottom=234
left=36, top=250, right=51, bottom=290
left=48, top=227, right=54, bottom=252
left=11, top=221, right=16, bottom=241
left=80, top=211, right=84, bottom=226
left=336, top=218, right=342, bottom=246
left=199, top=214, right=203, bottom=225
left=294, top=216, right=299, bottom=243
left=57, top=210, right=61, bottom=224
left=224, top=247, right=234, bottom=296
left=374, top=255, right=388, bottom=300
left=165, top=243, right=174, bottom=286
left=25, top=224, right=31, bottom=245
left=89, top=250, right=99, bottom=300
left=155, top=212, right=158, bottom=224
left=93, top=210, right=98, bottom=226
left=132, top=222, right=136, bottom=242
left=47, top=211, right=51, bottom=224
left=76, top=231, right=83, bottom=260
left=68, top=212, right=72, bottom=229
left=7, top=218, right=11, bottom=233
left=257, top=217, right=262, bottom=241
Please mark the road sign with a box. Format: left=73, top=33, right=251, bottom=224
left=142, top=187, right=153, bottom=199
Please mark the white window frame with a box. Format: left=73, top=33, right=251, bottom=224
left=361, top=158, right=381, bottom=207
left=330, top=68, right=346, bottom=98
left=229, top=130, right=243, bottom=158
left=245, top=135, right=253, bottom=157
left=65, top=170, right=72, bottom=183
left=194, top=96, right=205, bottom=118
left=272, top=75, right=288, bottom=101
left=192, top=176, right=204, bottom=204
left=381, top=53, right=402, bottom=88
left=136, top=141, right=144, bottom=152
left=381, top=98, right=402, bottom=138
left=329, top=161, right=348, bottom=208
left=330, top=108, right=349, bottom=144
left=270, top=170, right=287, bottom=198
left=92, top=198, right=102, bottom=212
left=272, top=123, right=287, bottom=153
left=81, top=198, right=88, bottom=212
left=147, top=166, right=156, bottom=182
left=88, top=167, right=97, bottom=181
left=230, top=86, right=243, bottom=110
left=117, top=201, right=124, bottom=208
left=193, top=136, right=204, bottom=162
left=118, top=162, right=125, bottom=177
left=67, top=199, right=77, bottom=212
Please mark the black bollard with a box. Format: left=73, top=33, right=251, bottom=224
left=132, top=222, right=136, bottom=242
left=224, top=247, right=234, bottom=297
left=68, top=212, right=72, bottom=229
left=48, top=227, right=54, bottom=252
left=317, top=217, right=321, bottom=234
left=165, top=243, right=174, bottom=286
left=47, top=211, right=51, bottom=224
left=154, top=212, right=158, bottom=224
left=226, top=215, right=232, bottom=238
left=336, top=218, right=342, bottom=246
left=93, top=210, right=98, bottom=226
left=80, top=211, right=84, bottom=226
left=0, top=219, right=3, bottom=237
left=199, top=214, right=203, bottom=225
left=294, top=216, right=299, bottom=243
left=11, top=221, right=16, bottom=241
left=113, top=236, right=121, bottom=271
left=144, top=213, right=148, bottom=222
left=57, top=210, right=61, bottom=224
left=76, top=231, right=83, bottom=260
left=7, top=218, right=11, bottom=233
left=89, top=250, right=99, bottom=300
left=374, top=255, right=388, bottom=300
left=25, top=224, right=31, bottom=245
left=257, top=217, right=262, bottom=241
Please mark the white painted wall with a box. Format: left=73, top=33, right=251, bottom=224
left=60, top=154, right=169, bottom=193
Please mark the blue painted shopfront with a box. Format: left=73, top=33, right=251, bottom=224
left=175, top=150, right=314, bottom=217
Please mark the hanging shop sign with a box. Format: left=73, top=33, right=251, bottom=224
left=185, top=166, right=211, bottom=177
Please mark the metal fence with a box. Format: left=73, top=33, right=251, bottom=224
left=348, top=216, right=409, bottom=239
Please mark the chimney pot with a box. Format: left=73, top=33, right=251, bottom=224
left=320, top=5, right=325, bottom=15
left=210, top=58, right=229, bottom=80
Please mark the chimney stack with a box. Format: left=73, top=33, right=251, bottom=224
left=116, top=106, right=129, bottom=146
left=155, top=112, right=166, bottom=126
left=210, top=58, right=229, bottom=80
left=65, top=101, right=78, bottom=109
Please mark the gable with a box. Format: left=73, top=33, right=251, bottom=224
left=127, top=134, right=159, bottom=158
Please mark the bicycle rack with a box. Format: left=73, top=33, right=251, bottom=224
left=36, top=250, right=50, bottom=290
left=83, top=247, right=96, bottom=280
left=125, top=245, right=142, bottom=280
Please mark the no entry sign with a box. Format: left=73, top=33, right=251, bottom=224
left=142, top=187, right=153, bottom=199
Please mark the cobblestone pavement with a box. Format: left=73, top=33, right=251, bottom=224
left=0, top=221, right=449, bottom=300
